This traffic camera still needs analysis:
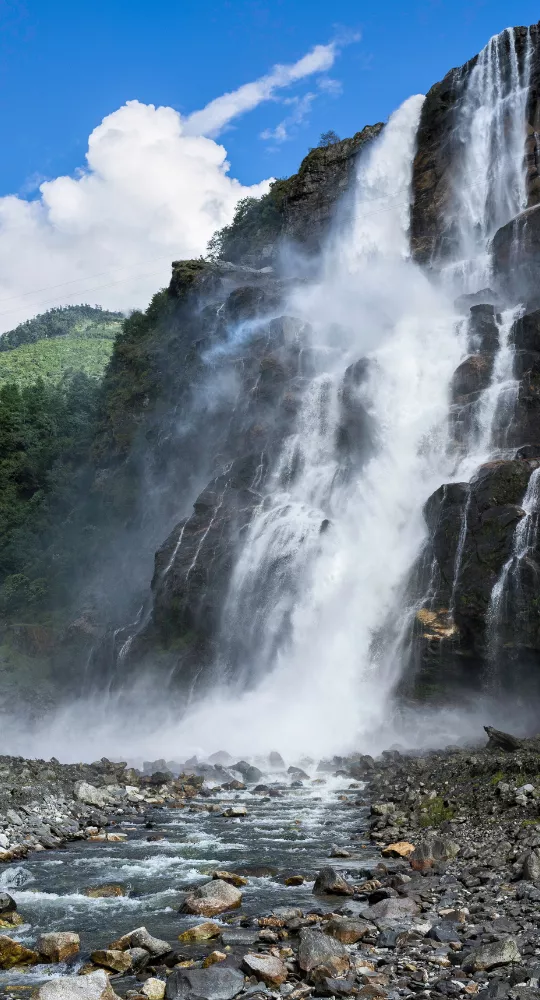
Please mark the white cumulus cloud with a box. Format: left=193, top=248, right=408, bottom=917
left=184, top=43, right=337, bottom=137
left=0, top=41, right=346, bottom=332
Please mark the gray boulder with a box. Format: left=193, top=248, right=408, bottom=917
left=522, top=849, right=540, bottom=882
left=165, top=966, right=245, bottom=1000
left=313, top=866, right=354, bottom=896
left=34, top=969, right=119, bottom=999
left=368, top=896, right=420, bottom=928
left=462, top=938, right=521, bottom=973
left=182, top=879, right=242, bottom=917
left=111, top=925, right=171, bottom=957
left=298, top=927, right=350, bottom=977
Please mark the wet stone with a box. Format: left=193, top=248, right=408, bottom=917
left=165, top=965, right=246, bottom=1000
left=242, top=952, right=288, bottom=986
left=298, top=927, right=350, bottom=977
left=313, top=866, right=354, bottom=896
left=182, top=879, right=243, bottom=917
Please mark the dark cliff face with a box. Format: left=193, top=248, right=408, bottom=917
left=281, top=125, right=384, bottom=254
left=215, top=125, right=384, bottom=269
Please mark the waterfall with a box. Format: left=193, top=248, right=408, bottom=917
left=174, top=96, right=466, bottom=755
left=442, top=27, right=532, bottom=293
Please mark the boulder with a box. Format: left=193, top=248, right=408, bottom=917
left=326, top=917, right=371, bottom=944
left=269, top=751, right=285, bottom=768
left=33, top=969, right=120, bottom=999
left=202, top=951, right=227, bottom=968
left=288, top=766, right=310, bottom=779
left=110, top=926, right=171, bottom=957
left=127, top=947, right=150, bottom=971
left=222, top=806, right=247, bottom=818
left=368, top=896, right=420, bottom=928
left=178, top=921, right=222, bottom=943
left=39, top=931, right=80, bottom=963
left=232, top=761, right=263, bottom=783
left=522, top=848, right=540, bottom=881
left=462, top=937, right=521, bottom=973
left=182, top=879, right=242, bottom=917
left=75, top=781, right=112, bottom=809
left=330, top=846, right=351, bottom=858
left=165, top=965, right=245, bottom=1000
left=410, top=836, right=460, bottom=870
left=0, top=893, right=16, bottom=915
left=91, top=949, right=132, bottom=973
left=84, top=885, right=126, bottom=898
left=381, top=841, right=415, bottom=859
left=313, top=866, right=354, bottom=896
left=298, top=927, right=350, bottom=977
left=0, top=934, right=38, bottom=969
left=142, top=981, right=167, bottom=1000
left=220, top=928, right=259, bottom=946
left=242, top=952, right=287, bottom=986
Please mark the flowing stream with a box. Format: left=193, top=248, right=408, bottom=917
left=0, top=769, right=372, bottom=998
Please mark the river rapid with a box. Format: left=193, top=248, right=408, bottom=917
left=0, top=767, right=375, bottom=997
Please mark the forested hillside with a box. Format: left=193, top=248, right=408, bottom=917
left=0, top=305, right=123, bottom=388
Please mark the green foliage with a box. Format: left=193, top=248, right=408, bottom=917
left=490, top=770, right=505, bottom=785
left=93, top=288, right=171, bottom=461
left=1, top=304, right=123, bottom=351
left=419, top=795, right=455, bottom=828
left=206, top=179, right=292, bottom=263
left=0, top=336, right=114, bottom=388
left=0, top=372, right=102, bottom=619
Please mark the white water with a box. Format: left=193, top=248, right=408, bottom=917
left=442, top=27, right=532, bottom=294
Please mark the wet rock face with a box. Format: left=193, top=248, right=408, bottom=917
left=492, top=204, right=540, bottom=307
left=406, top=459, right=539, bottom=700
left=402, top=287, right=540, bottom=703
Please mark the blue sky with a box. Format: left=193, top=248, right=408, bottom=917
left=2, top=0, right=540, bottom=195
left=0, top=0, right=539, bottom=330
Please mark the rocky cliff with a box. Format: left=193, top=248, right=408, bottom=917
left=403, top=23, right=540, bottom=704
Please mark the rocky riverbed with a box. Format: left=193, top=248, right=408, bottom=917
left=1, top=731, right=540, bottom=1000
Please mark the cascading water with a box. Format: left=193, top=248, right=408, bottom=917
left=442, top=27, right=532, bottom=293
left=173, top=95, right=467, bottom=756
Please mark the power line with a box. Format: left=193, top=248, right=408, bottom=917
left=0, top=253, right=175, bottom=305
left=0, top=267, right=169, bottom=320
